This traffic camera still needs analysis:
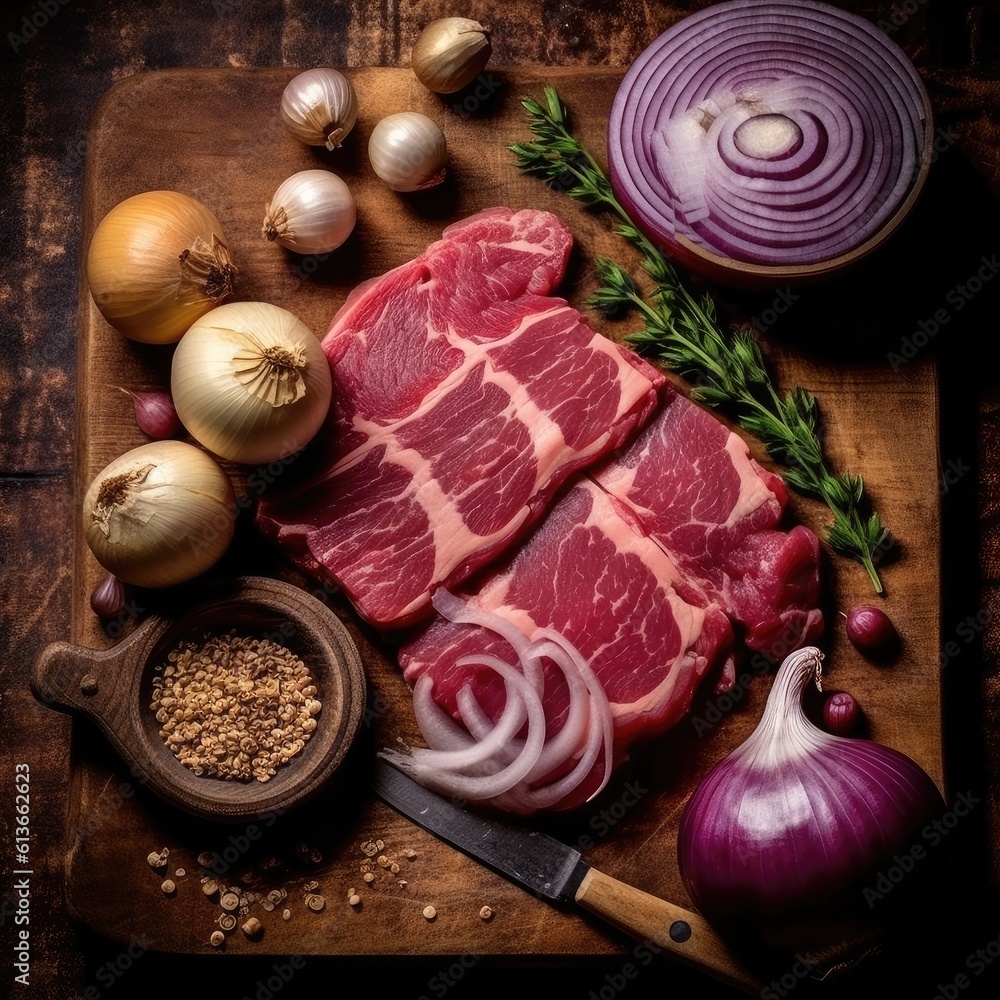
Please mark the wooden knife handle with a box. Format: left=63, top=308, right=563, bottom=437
left=574, top=867, right=762, bottom=995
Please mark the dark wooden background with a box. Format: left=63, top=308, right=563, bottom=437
left=3, top=1, right=1000, bottom=998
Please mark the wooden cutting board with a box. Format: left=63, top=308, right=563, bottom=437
left=65, top=67, right=942, bottom=959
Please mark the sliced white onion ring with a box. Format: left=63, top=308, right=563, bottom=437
left=380, top=654, right=545, bottom=800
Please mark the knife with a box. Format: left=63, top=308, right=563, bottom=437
left=372, top=759, right=762, bottom=995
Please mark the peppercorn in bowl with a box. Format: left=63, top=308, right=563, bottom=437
left=33, top=576, right=366, bottom=821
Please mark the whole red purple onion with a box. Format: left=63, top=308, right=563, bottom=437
left=677, top=647, right=943, bottom=948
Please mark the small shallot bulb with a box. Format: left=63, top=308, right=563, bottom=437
left=368, top=113, right=448, bottom=193
left=120, top=388, right=180, bottom=439
left=90, top=573, right=125, bottom=619
left=280, top=68, right=358, bottom=150
left=823, top=691, right=862, bottom=736
left=846, top=605, right=898, bottom=652
left=411, top=17, right=492, bottom=94
left=263, top=170, right=356, bottom=255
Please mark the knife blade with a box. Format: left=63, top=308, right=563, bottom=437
left=372, top=759, right=762, bottom=994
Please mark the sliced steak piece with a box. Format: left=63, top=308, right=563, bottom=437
left=258, top=207, right=664, bottom=627
left=399, top=478, right=735, bottom=810
left=590, top=386, right=823, bottom=652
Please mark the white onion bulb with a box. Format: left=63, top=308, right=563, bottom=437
left=171, top=302, right=333, bottom=465
left=262, top=170, right=356, bottom=255
left=280, top=68, right=358, bottom=150
left=368, top=112, right=448, bottom=193
left=83, top=441, right=236, bottom=588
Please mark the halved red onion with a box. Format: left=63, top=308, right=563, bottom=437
left=608, top=0, right=933, bottom=284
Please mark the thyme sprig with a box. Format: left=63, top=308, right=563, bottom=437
left=509, top=87, right=890, bottom=593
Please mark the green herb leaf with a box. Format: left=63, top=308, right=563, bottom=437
left=509, top=87, right=892, bottom=593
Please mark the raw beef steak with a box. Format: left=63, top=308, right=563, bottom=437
left=399, top=478, right=735, bottom=808
left=592, top=387, right=823, bottom=652
left=257, top=208, right=665, bottom=627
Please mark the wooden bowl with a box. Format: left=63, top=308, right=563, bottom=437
left=31, top=576, right=365, bottom=822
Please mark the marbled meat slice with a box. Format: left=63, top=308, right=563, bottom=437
left=591, top=386, right=823, bottom=653
left=399, top=478, right=734, bottom=809
left=258, top=207, right=665, bottom=628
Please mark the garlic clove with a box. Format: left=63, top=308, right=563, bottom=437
left=368, top=113, right=448, bottom=193
left=411, top=18, right=492, bottom=94
left=262, top=170, right=356, bottom=255
left=280, top=68, right=358, bottom=150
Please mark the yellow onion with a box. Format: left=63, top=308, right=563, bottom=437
left=86, top=191, right=236, bottom=344
left=84, top=441, right=236, bottom=588
left=171, top=302, right=332, bottom=465
left=411, top=18, right=491, bottom=94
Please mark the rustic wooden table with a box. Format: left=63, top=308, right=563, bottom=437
left=3, top=1, right=1000, bottom=998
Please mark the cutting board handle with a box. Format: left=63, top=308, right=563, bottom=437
left=32, top=639, right=133, bottom=722
left=574, top=867, right=762, bottom=995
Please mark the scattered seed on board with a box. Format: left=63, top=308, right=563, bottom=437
left=241, top=917, right=262, bottom=939
left=210, top=931, right=225, bottom=947
left=220, top=891, right=240, bottom=912
left=349, top=894, right=361, bottom=907
left=361, top=841, right=379, bottom=857
left=198, top=851, right=216, bottom=868
left=262, top=900, right=274, bottom=912
left=175, top=868, right=186, bottom=878
left=363, top=872, right=374, bottom=883
left=161, top=880, right=176, bottom=895
left=202, top=879, right=219, bottom=897
left=282, top=908, right=291, bottom=921
left=218, top=914, right=237, bottom=932
left=304, top=880, right=319, bottom=892
left=377, top=855, right=389, bottom=868
left=267, top=890, right=283, bottom=904
left=480, top=906, right=493, bottom=921
left=306, top=894, right=326, bottom=912
left=147, top=851, right=167, bottom=869
left=309, top=850, right=323, bottom=864
left=422, top=905, right=437, bottom=921
left=398, top=880, right=407, bottom=889
left=404, top=849, right=416, bottom=860
left=390, top=863, right=400, bottom=874
left=376, top=840, right=385, bottom=850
